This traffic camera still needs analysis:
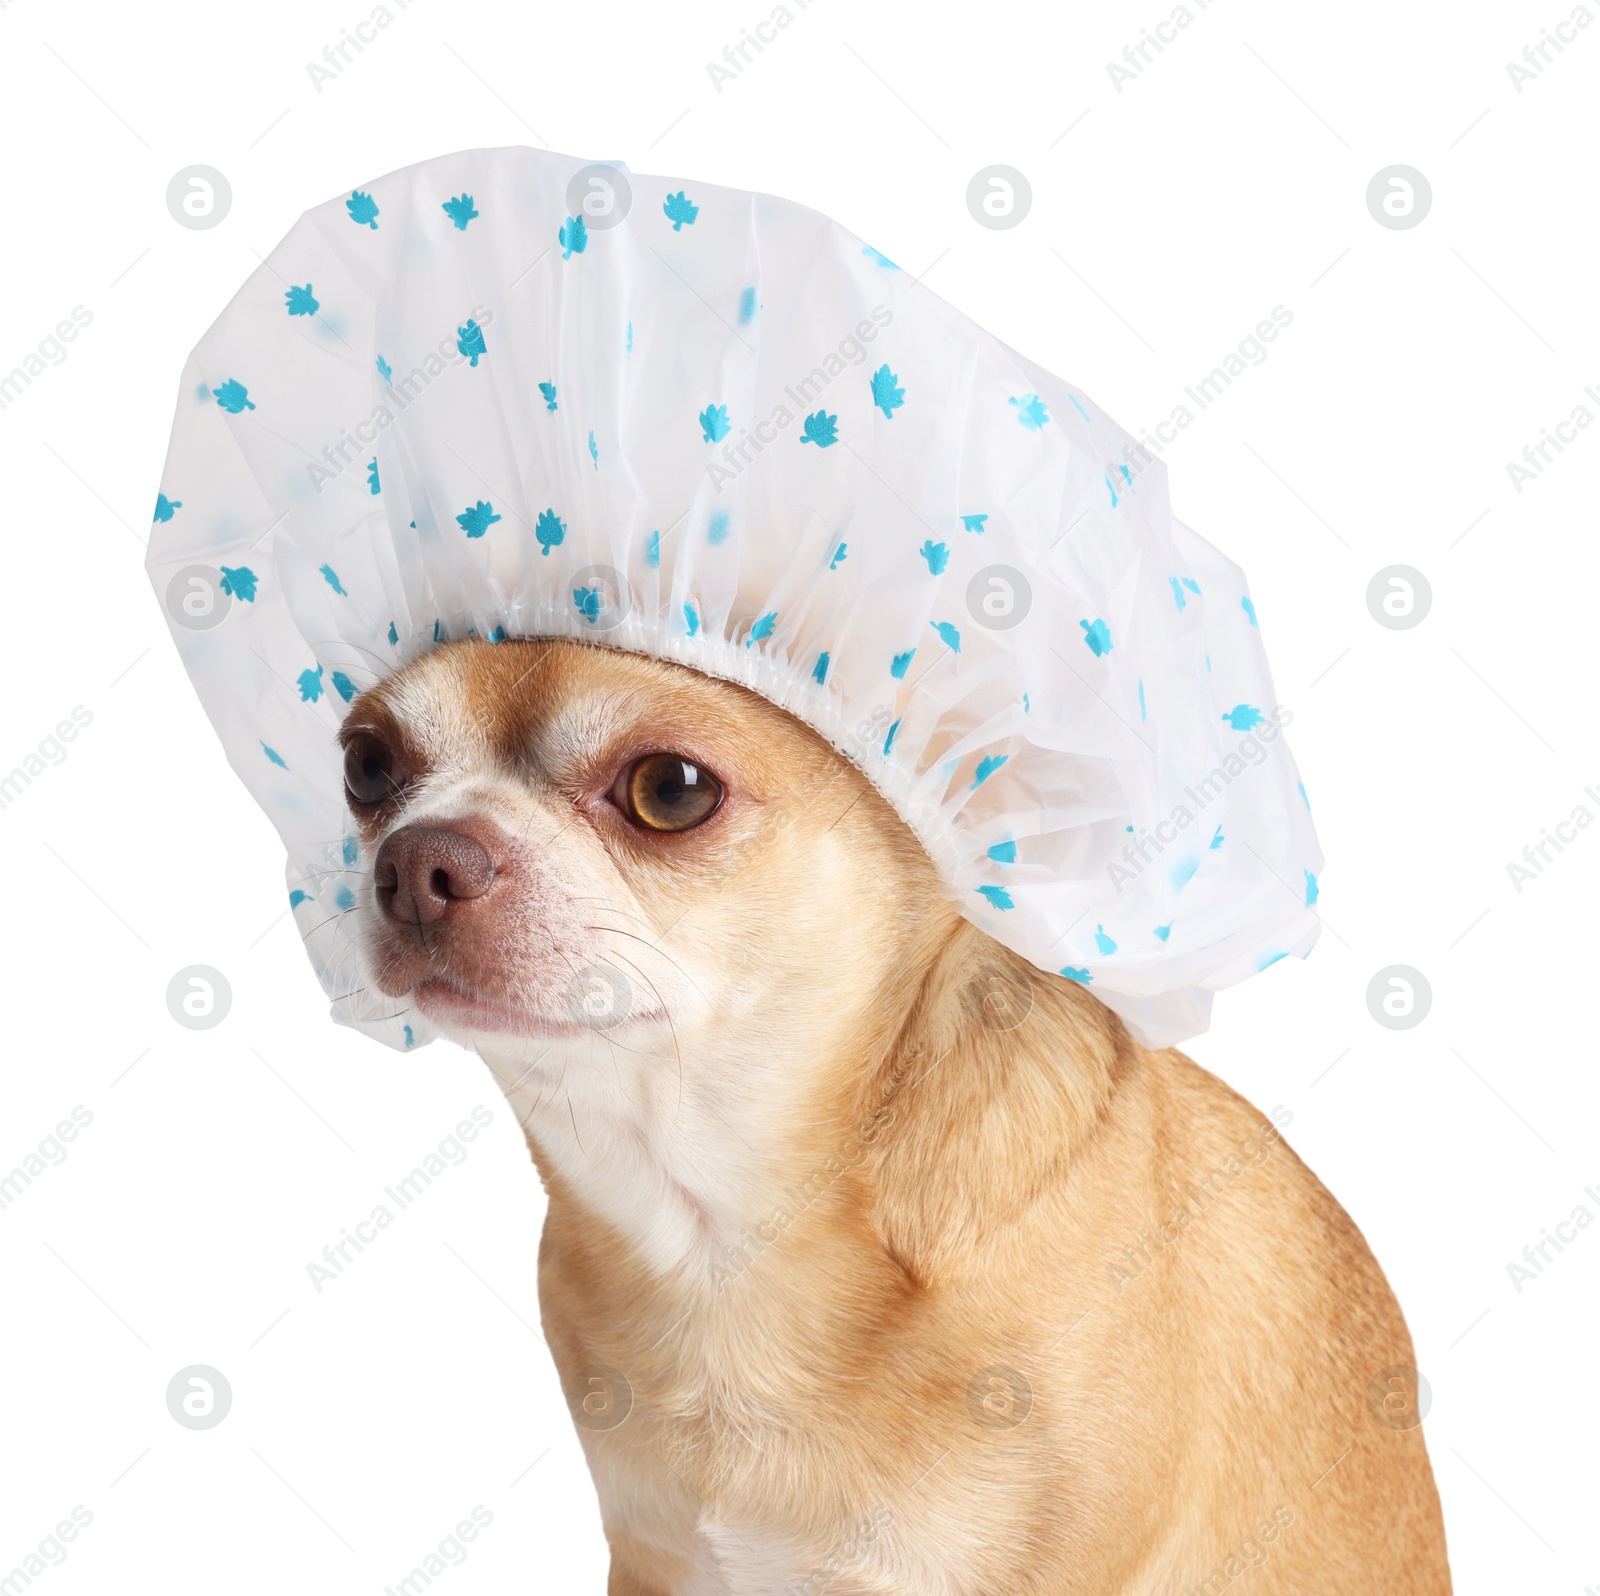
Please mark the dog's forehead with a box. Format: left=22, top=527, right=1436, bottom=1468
left=362, top=641, right=607, bottom=764
left=359, top=639, right=780, bottom=776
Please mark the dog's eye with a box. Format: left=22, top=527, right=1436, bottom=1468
left=343, top=733, right=400, bottom=807
left=621, top=754, right=723, bottom=832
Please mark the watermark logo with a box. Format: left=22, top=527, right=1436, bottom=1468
left=165, top=565, right=233, bottom=631
left=966, top=565, right=1032, bottom=631
left=1365, top=1365, right=1430, bottom=1430
left=565, top=164, right=631, bottom=230
left=966, top=1365, right=1033, bottom=1429
left=564, top=1366, right=633, bottom=1431
left=166, top=166, right=231, bottom=230
left=1365, top=965, right=1431, bottom=1030
left=966, top=166, right=1032, bottom=230
left=1365, top=565, right=1432, bottom=630
left=568, top=565, right=632, bottom=633
left=966, top=964, right=1035, bottom=1032
left=566, top=964, right=634, bottom=1029
left=1366, top=165, right=1432, bottom=230
left=166, top=1365, right=232, bottom=1430
left=166, top=966, right=232, bottom=1030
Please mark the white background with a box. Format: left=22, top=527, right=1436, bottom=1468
left=1, top=0, right=1596, bottom=1590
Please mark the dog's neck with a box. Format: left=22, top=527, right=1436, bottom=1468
left=474, top=987, right=918, bottom=1286
left=473, top=929, right=1124, bottom=1295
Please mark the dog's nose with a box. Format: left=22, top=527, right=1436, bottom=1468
left=374, top=823, right=496, bottom=926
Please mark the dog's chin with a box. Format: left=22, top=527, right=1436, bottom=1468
left=409, top=975, right=663, bottom=1043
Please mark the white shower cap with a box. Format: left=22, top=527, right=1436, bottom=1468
left=147, top=145, right=1321, bottom=1050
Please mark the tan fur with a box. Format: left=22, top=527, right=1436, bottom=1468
left=347, top=639, right=1450, bottom=1595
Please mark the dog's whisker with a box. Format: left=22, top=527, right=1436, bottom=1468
left=582, top=924, right=707, bottom=1000
left=300, top=638, right=392, bottom=673
left=503, top=1044, right=558, bottom=1100
left=291, top=866, right=372, bottom=889
left=579, top=941, right=691, bottom=1124
left=520, top=1057, right=568, bottom=1131
left=355, top=1003, right=420, bottom=1026
left=299, top=906, right=361, bottom=943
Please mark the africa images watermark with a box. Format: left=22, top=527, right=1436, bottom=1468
left=1503, top=781, right=1600, bottom=892
left=1105, top=0, right=1220, bottom=92
left=705, top=0, right=818, bottom=92
left=1177, top=1506, right=1297, bottom=1596
left=1504, top=383, right=1600, bottom=493
left=305, top=1106, right=494, bottom=1292
left=0, top=1506, right=94, bottom=1593
left=0, top=1107, right=94, bottom=1214
left=1117, top=306, right=1295, bottom=483
left=707, top=1042, right=932, bottom=1292
left=704, top=305, right=894, bottom=494
left=307, top=304, right=496, bottom=495
left=0, top=707, right=94, bottom=814
left=382, top=1505, right=494, bottom=1596
left=0, top=307, right=94, bottom=414
left=305, top=0, right=421, bottom=92
left=785, top=1509, right=894, bottom=1596
left=1103, top=1108, right=1293, bottom=1294
left=1506, top=5, right=1593, bottom=93
left=1505, top=1180, right=1600, bottom=1293
left=1106, top=705, right=1295, bottom=894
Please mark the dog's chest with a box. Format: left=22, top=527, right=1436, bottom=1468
left=611, top=1496, right=892, bottom=1596
left=680, top=1520, right=817, bottom=1596
left=575, top=1374, right=910, bottom=1596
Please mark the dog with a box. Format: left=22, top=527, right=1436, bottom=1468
left=341, top=636, right=1451, bottom=1595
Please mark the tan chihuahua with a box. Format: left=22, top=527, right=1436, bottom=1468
left=341, top=637, right=1450, bottom=1595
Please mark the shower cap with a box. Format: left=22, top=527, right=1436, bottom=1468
left=146, top=145, right=1321, bottom=1050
